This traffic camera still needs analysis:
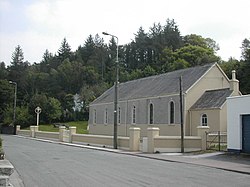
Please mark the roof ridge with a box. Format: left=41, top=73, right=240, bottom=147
left=119, top=63, right=216, bottom=86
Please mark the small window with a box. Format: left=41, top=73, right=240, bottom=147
left=132, top=106, right=136, bottom=124
left=105, top=108, right=108, bottom=124
left=118, top=107, right=121, bottom=124
left=149, top=103, right=154, bottom=124
left=93, top=109, right=96, bottom=124
left=169, top=101, right=175, bottom=124
left=201, top=114, right=207, bottom=126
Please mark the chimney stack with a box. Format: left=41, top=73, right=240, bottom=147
left=229, top=70, right=239, bottom=94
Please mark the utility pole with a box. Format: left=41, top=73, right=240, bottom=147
left=102, top=32, right=119, bottom=149
left=179, top=76, right=184, bottom=153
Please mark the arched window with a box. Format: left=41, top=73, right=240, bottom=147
left=169, top=101, right=175, bottom=124
left=118, top=107, right=121, bottom=124
left=132, top=106, right=136, bottom=124
left=201, top=114, right=207, bottom=126
left=105, top=108, right=108, bottom=124
left=149, top=103, right=154, bottom=124
left=93, top=109, right=96, bottom=124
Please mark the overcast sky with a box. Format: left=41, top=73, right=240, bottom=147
left=0, top=0, right=250, bottom=65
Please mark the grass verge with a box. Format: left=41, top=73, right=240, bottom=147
left=25, top=121, right=88, bottom=134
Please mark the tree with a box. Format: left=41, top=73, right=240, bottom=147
left=134, top=27, right=150, bottom=66
left=10, top=45, right=24, bottom=66
left=81, top=35, right=95, bottom=64
left=46, top=97, right=62, bottom=123
left=174, top=44, right=219, bottom=66
left=160, top=47, right=175, bottom=72
left=8, top=45, right=30, bottom=105
left=162, top=19, right=183, bottom=50
left=61, top=94, right=75, bottom=121
left=239, top=38, right=250, bottom=94
left=79, top=83, right=109, bottom=112
left=25, top=69, right=50, bottom=96
left=28, top=94, right=63, bottom=123
left=58, top=38, right=72, bottom=61
left=2, top=105, right=13, bottom=125
left=0, top=80, right=13, bottom=123
left=205, top=38, right=220, bottom=53
left=142, top=65, right=156, bottom=77
left=40, top=49, right=53, bottom=72
left=3, top=105, right=32, bottom=127
left=29, top=94, right=48, bottom=123
left=0, top=62, right=8, bottom=79
left=241, top=38, right=250, bottom=62
left=149, top=22, right=163, bottom=64
left=184, top=34, right=219, bottom=53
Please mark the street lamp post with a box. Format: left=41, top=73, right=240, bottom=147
left=102, top=31, right=119, bottom=149
left=9, top=81, right=17, bottom=135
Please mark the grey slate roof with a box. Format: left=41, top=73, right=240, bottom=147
left=91, top=63, right=215, bottom=105
left=190, top=88, right=233, bottom=110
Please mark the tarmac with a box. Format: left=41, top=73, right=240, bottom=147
left=6, top=136, right=250, bottom=186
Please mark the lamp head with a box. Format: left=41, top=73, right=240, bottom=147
left=102, top=32, right=109, bottom=36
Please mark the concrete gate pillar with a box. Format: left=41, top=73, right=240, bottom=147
left=59, top=126, right=66, bottom=142
left=16, top=125, right=20, bottom=135
left=197, top=126, right=210, bottom=150
left=30, top=126, right=39, bottom=138
left=147, top=127, right=160, bottom=153
left=69, top=126, right=76, bottom=143
left=129, top=127, right=141, bottom=151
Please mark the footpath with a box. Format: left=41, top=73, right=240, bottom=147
left=4, top=135, right=250, bottom=186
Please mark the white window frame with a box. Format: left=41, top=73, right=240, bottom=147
left=201, top=114, right=208, bottom=126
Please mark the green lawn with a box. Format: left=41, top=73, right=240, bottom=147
left=31, top=121, right=88, bottom=134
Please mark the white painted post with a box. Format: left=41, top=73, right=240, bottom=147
left=147, top=127, right=160, bottom=153
left=69, top=126, right=76, bottom=143
left=197, top=126, right=210, bottom=150
left=129, top=127, right=141, bottom=151
left=30, top=126, right=38, bottom=138
left=16, top=125, right=20, bottom=134
left=59, top=126, right=66, bottom=142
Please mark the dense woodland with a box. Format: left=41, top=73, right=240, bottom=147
left=0, top=19, right=249, bottom=127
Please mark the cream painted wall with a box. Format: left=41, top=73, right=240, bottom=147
left=185, top=64, right=230, bottom=135
left=190, top=104, right=228, bottom=136
left=89, top=123, right=182, bottom=137
left=190, top=109, right=220, bottom=135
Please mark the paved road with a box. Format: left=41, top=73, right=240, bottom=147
left=2, top=135, right=250, bottom=187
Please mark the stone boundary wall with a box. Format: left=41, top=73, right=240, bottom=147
left=17, top=130, right=30, bottom=137
left=154, top=136, right=201, bottom=153
left=16, top=125, right=208, bottom=153
left=35, top=131, right=59, bottom=141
